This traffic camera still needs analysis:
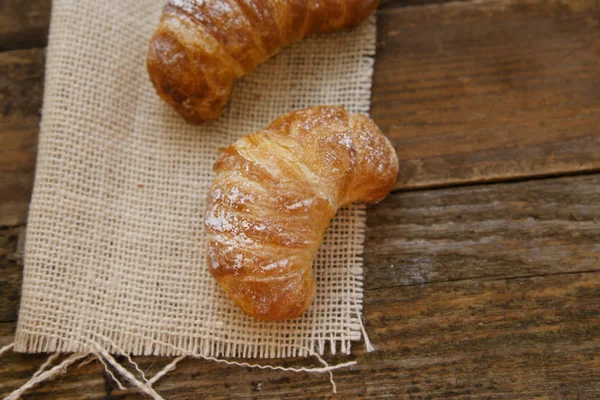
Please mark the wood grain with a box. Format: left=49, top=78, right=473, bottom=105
left=0, top=0, right=51, bottom=51
left=1, top=274, right=598, bottom=399
left=1, top=174, right=599, bottom=399
left=364, top=174, right=600, bottom=289
left=0, top=226, right=24, bottom=323
left=2, top=0, right=600, bottom=398
left=0, top=323, right=108, bottom=400
left=0, top=49, right=44, bottom=226
left=2, top=1, right=600, bottom=227
left=372, top=0, right=600, bottom=189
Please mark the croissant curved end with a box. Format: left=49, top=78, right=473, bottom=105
left=204, top=106, right=398, bottom=321
left=218, top=268, right=317, bottom=321
left=147, top=32, right=234, bottom=124
left=147, top=1, right=380, bottom=124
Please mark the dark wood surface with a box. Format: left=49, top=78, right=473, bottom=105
left=0, top=0, right=50, bottom=51
left=1, top=0, right=600, bottom=398
left=372, top=0, right=600, bottom=189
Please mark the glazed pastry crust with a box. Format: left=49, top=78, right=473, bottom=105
left=204, top=106, right=398, bottom=320
left=147, top=0, right=379, bottom=124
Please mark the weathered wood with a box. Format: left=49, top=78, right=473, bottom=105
left=0, top=324, right=108, bottom=400
left=364, top=174, right=600, bottom=289
left=0, top=226, right=24, bottom=323
left=1, top=273, right=598, bottom=399
left=2, top=173, right=598, bottom=324
left=372, top=0, right=600, bottom=189
left=2, top=0, right=600, bottom=398
left=0, top=0, right=51, bottom=51
left=2, top=1, right=600, bottom=228
left=1, top=174, right=599, bottom=399
left=0, top=49, right=44, bottom=226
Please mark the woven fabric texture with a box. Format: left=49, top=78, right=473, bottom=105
left=15, top=0, right=376, bottom=358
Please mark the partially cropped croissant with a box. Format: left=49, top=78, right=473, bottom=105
left=204, top=106, right=398, bottom=320
left=147, top=0, right=379, bottom=124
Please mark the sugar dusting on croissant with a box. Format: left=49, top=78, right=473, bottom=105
left=204, top=106, right=398, bottom=320
left=147, top=0, right=379, bottom=124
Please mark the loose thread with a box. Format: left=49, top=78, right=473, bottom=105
left=3, top=333, right=358, bottom=400
left=167, top=349, right=356, bottom=374
left=121, top=352, right=150, bottom=385
left=307, top=350, right=337, bottom=394
left=93, top=337, right=352, bottom=399
left=95, top=352, right=127, bottom=391
left=91, top=344, right=164, bottom=400
left=352, top=298, right=375, bottom=352
left=95, top=335, right=352, bottom=396
left=31, top=352, right=61, bottom=379
left=96, top=333, right=357, bottom=375
left=148, top=355, right=185, bottom=386
left=76, top=354, right=96, bottom=369
left=0, top=343, right=14, bottom=357
left=4, top=353, right=89, bottom=400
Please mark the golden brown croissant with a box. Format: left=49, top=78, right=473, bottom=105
left=147, top=0, right=379, bottom=124
left=204, top=106, right=398, bottom=320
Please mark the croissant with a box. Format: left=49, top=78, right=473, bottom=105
left=204, top=106, right=398, bottom=320
left=147, top=0, right=379, bottom=124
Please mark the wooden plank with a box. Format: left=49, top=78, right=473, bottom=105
left=1, top=273, right=598, bottom=398
left=0, top=0, right=51, bottom=51
left=372, top=0, right=600, bottom=189
left=0, top=324, right=108, bottom=400
left=0, top=226, right=24, bottom=323
left=1, top=174, right=599, bottom=398
left=3, top=173, right=597, bottom=322
left=0, top=49, right=43, bottom=227
left=1, top=0, right=599, bottom=398
left=2, top=1, right=600, bottom=227
left=364, top=173, right=600, bottom=289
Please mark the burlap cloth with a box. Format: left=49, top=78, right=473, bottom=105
left=15, top=1, right=376, bottom=358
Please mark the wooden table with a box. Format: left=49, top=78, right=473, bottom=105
left=1, top=0, right=599, bottom=398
